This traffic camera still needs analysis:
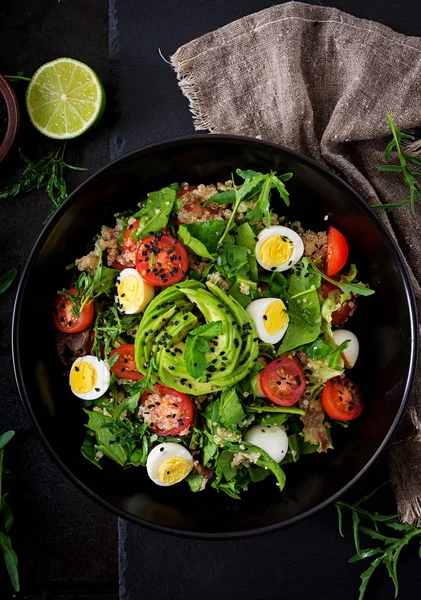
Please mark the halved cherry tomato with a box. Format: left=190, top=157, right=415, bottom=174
left=109, top=343, right=143, bottom=381
left=53, top=288, right=94, bottom=333
left=325, top=227, right=349, bottom=277
left=177, top=185, right=197, bottom=198
left=140, top=384, right=194, bottom=436
left=136, top=234, right=188, bottom=286
left=260, top=357, right=306, bottom=406
left=321, top=278, right=357, bottom=326
left=122, top=219, right=140, bottom=265
left=321, top=376, right=363, bottom=421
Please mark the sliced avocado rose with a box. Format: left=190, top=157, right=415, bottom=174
left=134, top=280, right=259, bottom=395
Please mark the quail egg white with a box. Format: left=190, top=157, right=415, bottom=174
left=333, top=329, right=359, bottom=368
left=255, top=225, right=304, bottom=272
left=244, top=425, right=289, bottom=463
left=69, top=355, right=110, bottom=400
left=246, top=298, right=289, bottom=344
left=146, top=442, right=193, bottom=487
left=116, top=268, right=154, bottom=314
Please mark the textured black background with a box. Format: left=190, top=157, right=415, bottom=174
left=1, top=1, right=421, bottom=599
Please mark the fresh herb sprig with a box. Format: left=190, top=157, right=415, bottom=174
left=0, top=145, right=87, bottom=222
left=0, top=269, right=17, bottom=295
left=0, top=430, right=20, bottom=593
left=376, top=114, right=421, bottom=215
left=185, top=321, right=223, bottom=378
left=336, top=481, right=421, bottom=600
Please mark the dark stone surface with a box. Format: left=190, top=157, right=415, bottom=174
left=1, top=0, right=421, bottom=598
left=0, top=1, right=118, bottom=598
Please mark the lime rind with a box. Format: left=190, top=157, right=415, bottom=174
left=26, top=57, right=105, bottom=140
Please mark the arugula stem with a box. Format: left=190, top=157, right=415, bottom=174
left=4, top=75, right=31, bottom=82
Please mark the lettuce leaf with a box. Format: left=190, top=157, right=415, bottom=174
left=133, top=185, right=177, bottom=240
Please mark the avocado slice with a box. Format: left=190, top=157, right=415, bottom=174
left=134, top=280, right=259, bottom=395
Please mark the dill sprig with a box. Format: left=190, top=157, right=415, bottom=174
left=376, top=114, right=421, bottom=215
left=336, top=481, right=421, bottom=599
left=0, top=143, right=87, bottom=222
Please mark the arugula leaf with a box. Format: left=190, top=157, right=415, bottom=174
left=235, top=222, right=258, bottom=282
left=203, top=190, right=236, bottom=206
left=219, top=388, right=245, bottom=427
left=178, top=225, right=216, bottom=260
left=244, top=404, right=305, bottom=415
left=0, top=431, right=15, bottom=452
left=327, top=339, right=349, bottom=369
left=0, top=145, right=86, bottom=222
left=309, top=261, right=375, bottom=297
left=133, top=186, right=177, bottom=240
left=184, top=221, right=226, bottom=253
left=84, top=410, right=128, bottom=467
left=0, top=269, right=17, bottom=295
left=0, top=430, right=19, bottom=592
left=277, top=258, right=322, bottom=354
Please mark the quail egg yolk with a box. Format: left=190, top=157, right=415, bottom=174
left=258, top=236, right=294, bottom=267
left=157, top=457, right=192, bottom=485
left=264, top=300, right=288, bottom=335
left=70, top=362, right=97, bottom=394
left=118, top=275, right=145, bottom=313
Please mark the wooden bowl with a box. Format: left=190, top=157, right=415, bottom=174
left=0, top=74, right=20, bottom=162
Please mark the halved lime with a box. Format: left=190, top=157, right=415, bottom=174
left=26, top=58, right=105, bottom=139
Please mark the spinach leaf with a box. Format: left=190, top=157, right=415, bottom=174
left=277, top=258, right=322, bottom=353
left=81, top=432, right=102, bottom=469
left=235, top=222, right=258, bottom=282
left=249, top=465, right=270, bottom=482
left=228, top=276, right=258, bottom=308
left=0, top=269, right=17, bottom=295
left=217, top=243, right=250, bottom=280
left=178, top=225, right=216, bottom=260
left=261, top=271, right=288, bottom=300
left=237, top=361, right=265, bottom=398
left=133, top=185, right=177, bottom=240
left=184, top=221, right=226, bottom=253
left=227, top=441, right=287, bottom=490
left=217, top=451, right=237, bottom=481
left=204, top=190, right=236, bottom=206
left=296, top=338, right=333, bottom=360
left=186, top=471, right=204, bottom=492
left=261, top=414, right=290, bottom=426
left=219, top=388, right=245, bottom=427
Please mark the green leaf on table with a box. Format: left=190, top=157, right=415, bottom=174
left=0, top=431, right=15, bottom=452
left=358, top=556, right=383, bottom=600
left=0, top=269, right=17, bottom=295
left=0, top=530, right=20, bottom=592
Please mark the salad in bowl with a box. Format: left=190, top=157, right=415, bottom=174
left=53, top=169, right=374, bottom=499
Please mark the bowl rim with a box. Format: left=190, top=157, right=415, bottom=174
left=12, top=133, right=419, bottom=539
left=0, top=74, right=20, bottom=162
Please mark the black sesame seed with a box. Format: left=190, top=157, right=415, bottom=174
left=160, top=447, right=164, bottom=452
left=75, top=366, right=79, bottom=372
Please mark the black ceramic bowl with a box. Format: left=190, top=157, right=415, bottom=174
left=12, top=135, right=418, bottom=539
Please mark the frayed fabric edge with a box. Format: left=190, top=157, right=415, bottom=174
left=170, top=48, right=215, bottom=133
left=398, top=495, right=421, bottom=528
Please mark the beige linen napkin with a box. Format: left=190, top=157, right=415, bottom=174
left=171, top=1, right=421, bottom=524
